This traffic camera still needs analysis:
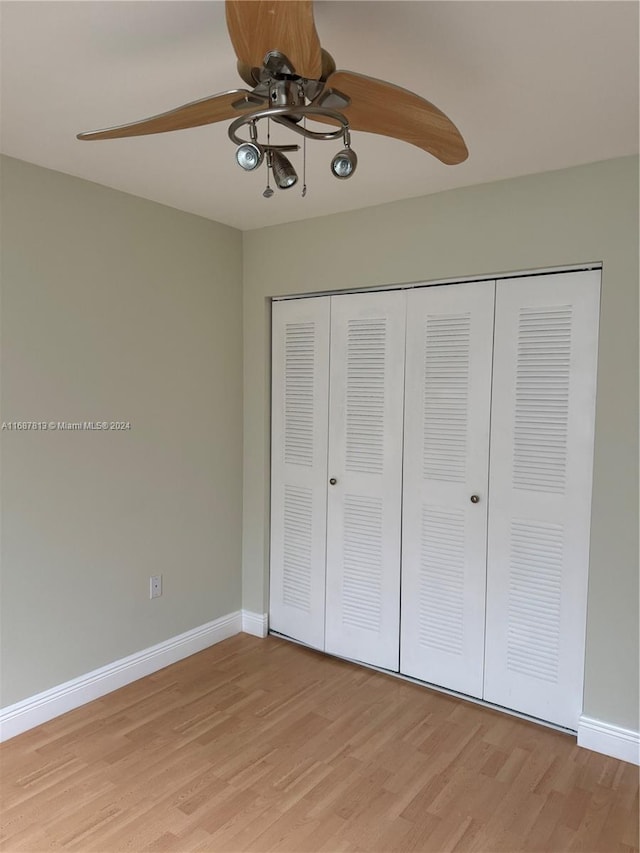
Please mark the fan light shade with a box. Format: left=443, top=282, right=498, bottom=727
left=236, top=142, right=264, bottom=171
left=271, top=151, right=298, bottom=189
left=331, top=147, right=357, bottom=179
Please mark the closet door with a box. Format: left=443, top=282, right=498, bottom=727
left=484, top=270, right=600, bottom=729
left=270, top=297, right=330, bottom=650
left=325, top=291, right=406, bottom=670
left=400, top=281, right=495, bottom=697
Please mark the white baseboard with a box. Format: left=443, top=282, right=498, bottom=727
left=0, top=611, right=242, bottom=742
left=8, top=619, right=635, bottom=767
left=242, top=610, right=268, bottom=638
left=578, top=715, right=640, bottom=765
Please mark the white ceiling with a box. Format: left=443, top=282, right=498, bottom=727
left=1, top=1, right=638, bottom=231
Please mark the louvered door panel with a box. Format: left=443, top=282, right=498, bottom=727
left=401, top=281, right=495, bottom=696
left=270, top=297, right=330, bottom=650
left=325, top=291, right=406, bottom=670
left=484, top=271, right=600, bottom=729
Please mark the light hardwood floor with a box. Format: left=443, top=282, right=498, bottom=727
left=1, top=634, right=638, bottom=852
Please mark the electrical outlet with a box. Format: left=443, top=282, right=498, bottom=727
left=150, top=575, right=162, bottom=599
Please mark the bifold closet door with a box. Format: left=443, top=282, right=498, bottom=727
left=484, top=270, right=600, bottom=729
left=400, top=281, right=495, bottom=697
left=325, top=291, right=406, bottom=670
left=269, top=297, right=330, bottom=650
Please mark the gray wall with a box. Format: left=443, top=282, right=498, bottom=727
left=242, top=156, right=639, bottom=731
left=1, top=156, right=243, bottom=706
left=2, top=154, right=637, bottom=733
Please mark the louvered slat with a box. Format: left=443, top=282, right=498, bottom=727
left=284, top=322, right=315, bottom=467
left=342, top=495, right=383, bottom=632
left=423, top=313, right=471, bottom=482
left=506, top=520, right=563, bottom=683
left=513, top=307, right=572, bottom=493
left=282, top=485, right=313, bottom=612
left=418, top=506, right=465, bottom=655
left=346, top=319, right=386, bottom=474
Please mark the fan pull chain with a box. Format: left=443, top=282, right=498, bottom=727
left=302, top=116, right=307, bottom=197
left=263, top=116, right=273, bottom=198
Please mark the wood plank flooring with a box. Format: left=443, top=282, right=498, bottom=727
left=1, top=634, right=638, bottom=852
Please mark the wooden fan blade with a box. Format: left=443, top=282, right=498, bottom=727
left=77, top=89, right=257, bottom=141
left=319, top=71, right=468, bottom=165
left=225, top=0, right=322, bottom=80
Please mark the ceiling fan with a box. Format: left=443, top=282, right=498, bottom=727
left=77, top=0, right=468, bottom=196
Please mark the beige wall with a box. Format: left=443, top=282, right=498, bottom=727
left=242, top=156, right=639, bottom=731
left=1, top=156, right=243, bottom=706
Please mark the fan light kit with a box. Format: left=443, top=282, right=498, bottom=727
left=77, top=1, right=468, bottom=199
left=226, top=98, right=355, bottom=191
